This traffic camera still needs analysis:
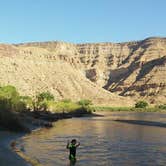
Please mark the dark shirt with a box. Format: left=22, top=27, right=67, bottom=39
left=69, top=144, right=76, bottom=157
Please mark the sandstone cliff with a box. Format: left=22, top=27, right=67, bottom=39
left=78, top=37, right=166, bottom=104
left=0, top=43, right=132, bottom=106
left=0, top=37, right=166, bottom=105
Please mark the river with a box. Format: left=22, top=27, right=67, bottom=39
left=18, top=112, right=166, bottom=166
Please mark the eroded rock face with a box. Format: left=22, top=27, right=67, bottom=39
left=0, top=37, right=166, bottom=105
left=0, top=42, right=132, bottom=106
left=76, top=38, right=166, bottom=104
left=29, top=37, right=166, bottom=104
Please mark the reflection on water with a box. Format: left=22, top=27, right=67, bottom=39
left=20, top=112, right=166, bottom=166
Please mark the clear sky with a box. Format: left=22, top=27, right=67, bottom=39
left=0, top=0, right=166, bottom=44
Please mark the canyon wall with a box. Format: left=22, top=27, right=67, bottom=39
left=0, top=37, right=166, bottom=105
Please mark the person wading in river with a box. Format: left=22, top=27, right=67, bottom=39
left=66, top=139, right=80, bottom=165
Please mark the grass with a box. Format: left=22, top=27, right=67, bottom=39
left=47, top=100, right=93, bottom=114
left=48, top=101, right=81, bottom=113
left=92, top=106, right=132, bottom=112
left=92, top=106, right=165, bottom=112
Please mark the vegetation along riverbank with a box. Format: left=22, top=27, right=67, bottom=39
left=93, top=100, right=166, bottom=112
left=0, top=85, right=93, bottom=132
left=0, top=85, right=166, bottom=166
left=0, top=85, right=94, bottom=166
left=0, top=85, right=166, bottom=133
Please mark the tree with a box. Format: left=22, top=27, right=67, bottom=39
left=0, top=85, right=19, bottom=99
left=35, top=91, right=55, bottom=111
left=0, top=85, right=25, bottom=112
left=135, top=100, right=148, bottom=108
left=20, top=96, right=33, bottom=110
left=36, top=91, right=54, bottom=102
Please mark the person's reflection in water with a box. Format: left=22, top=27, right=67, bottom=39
left=66, top=139, right=80, bottom=166
left=70, top=159, right=76, bottom=166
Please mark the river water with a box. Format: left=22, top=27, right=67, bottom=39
left=19, top=112, right=166, bottom=166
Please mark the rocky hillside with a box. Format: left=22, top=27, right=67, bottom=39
left=0, top=43, right=132, bottom=106
left=76, top=37, right=166, bottom=104
left=77, top=37, right=166, bottom=105
left=0, top=37, right=166, bottom=105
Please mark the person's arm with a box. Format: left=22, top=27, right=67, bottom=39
left=76, top=142, right=80, bottom=148
left=66, top=140, right=70, bottom=149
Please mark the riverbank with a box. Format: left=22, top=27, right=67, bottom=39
left=0, top=110, right=94, bottom=166
left=93, top=106, right=166, bottom=112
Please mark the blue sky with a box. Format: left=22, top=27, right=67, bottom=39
left=0, top=0, right=166, bottom=43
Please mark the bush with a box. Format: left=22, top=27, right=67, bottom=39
left=0, top=97, right=12, bottom=111
left=20, top=96, right=33, bottom=110
left=77, top=99, right=92, bottom=107
left=50, top=101, right=80, bottom=113
left=36, top=91, right=54, bottom=102
left=135, top=100, right=149, bottom=108
left=0, top=85, right=19, bottom=99
left=92, top=106, right=132, bottom=112
left=34, top=91, right=55, bottom=111
left=0, top=85, right=26, bottom=112
left=158, top=104, right=166, bottom=110
left=73, top=106, right=92, bottom=114
left=47, top=99, right=92, bottom=114
left=12, top=98, right=26, bottom=112
left=38, top=101, right=48, bottom=111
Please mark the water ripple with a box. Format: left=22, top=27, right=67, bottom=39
left=21, top=112, right=166, bottom=166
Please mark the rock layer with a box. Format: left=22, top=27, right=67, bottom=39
left=0, top=43, right=132, bottom=106
left=0, top=37, right=166, bottom=105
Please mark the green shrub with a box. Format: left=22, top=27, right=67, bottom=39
left=20, top=96, right=33, bottom=110
left=158, top=104, right=166, bottom=110
left=36, top=91, right=54, bottom=102
left=77, top=99, right=92, bottom=107
left=32, top=100, right=48, bottom=112
left=38, top=101, right=48, bottom=111
left=51, top=101, right=80, bottom=113
left=92, top=106, right=132, bottom=112
left=0, top=85, right=19, bottom=99
left=47, top=99, right=92, bottom=114
left=0, top=97, right=12, bottom=111
left=33, top=91, right=55, bottom=111
left=73, top=106, right=92, bottom=114
left=135, top=100, right=149, bottom=108
left=0, top=85, right=26, bottom=112
left=11, top=98, right=26, bottom=112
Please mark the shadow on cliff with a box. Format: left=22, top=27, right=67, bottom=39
left=103, top=40, right=151, bottom=92
left=103, top=56, right=166, bottom=96
left=136, top=56, right=166, bottom=81
left=103, top=60, right=140, bottom=92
